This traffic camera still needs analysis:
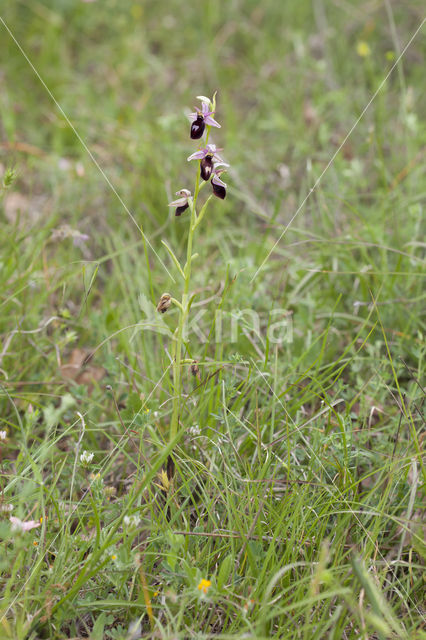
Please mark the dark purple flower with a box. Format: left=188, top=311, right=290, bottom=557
left=211, top=163, right=228, bottom=199
left=168, top=189, right=191, bottom=216
left=187, top=144, right=224, bottom=181
left=189, top=100, right=220, bottom=139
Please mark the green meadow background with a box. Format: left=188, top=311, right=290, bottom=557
left=0, top=1, right=425, bottom=638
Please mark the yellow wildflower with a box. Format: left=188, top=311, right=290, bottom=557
left=356, top=41, right=371, bottom=58
left=197, top=578, right=212, bottom=594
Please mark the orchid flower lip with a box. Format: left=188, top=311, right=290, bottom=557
left=190, top=113, right=206, bottom=139
left=211, top=159, right=228, bottom=198
left=175, top=204, right=188, bottom=216
left=211, top=173, right=227, bottom=199
left=200, top=156, right=214, bottom=181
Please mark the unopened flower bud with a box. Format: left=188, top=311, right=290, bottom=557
left=190, top=360, right=200, bottom=380
left=157, top=293, right=172, bottom=313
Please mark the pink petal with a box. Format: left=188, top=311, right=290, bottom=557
left=187, top=150, right=206, bottom=161
left=10, top=516, right=41, bottom=532
left=204, top=115, right=221, bottom=128
left=23, top=520, right=41, bottom=531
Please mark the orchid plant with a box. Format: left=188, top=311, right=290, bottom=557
left=160, top=93, right=228, bottom=442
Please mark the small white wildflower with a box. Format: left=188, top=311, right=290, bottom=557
left=189, top=424, right=201, bottom=436
left=0, top=430, right=7, bottom=440
left=75, top=162, right=85, bottom=177
left=126, top=620, right=141, bottom=640
left=58, top=157, right=71, bottom=171
left=80, top=450, right=94, bottom=465
left=1, top=504, right=14, bottom=513
left=123, top=514, right=141, bottom=529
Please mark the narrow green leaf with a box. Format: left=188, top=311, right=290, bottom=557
left=217, top=553, right=233, bottom=591
left=161, top=239, right=185, bottom=279
left=351, top=555, right=407, bottom=638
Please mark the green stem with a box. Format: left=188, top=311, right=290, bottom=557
left=170, top=178, right=199, bottom=439
left=169, top=128, right=211, bottom=440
